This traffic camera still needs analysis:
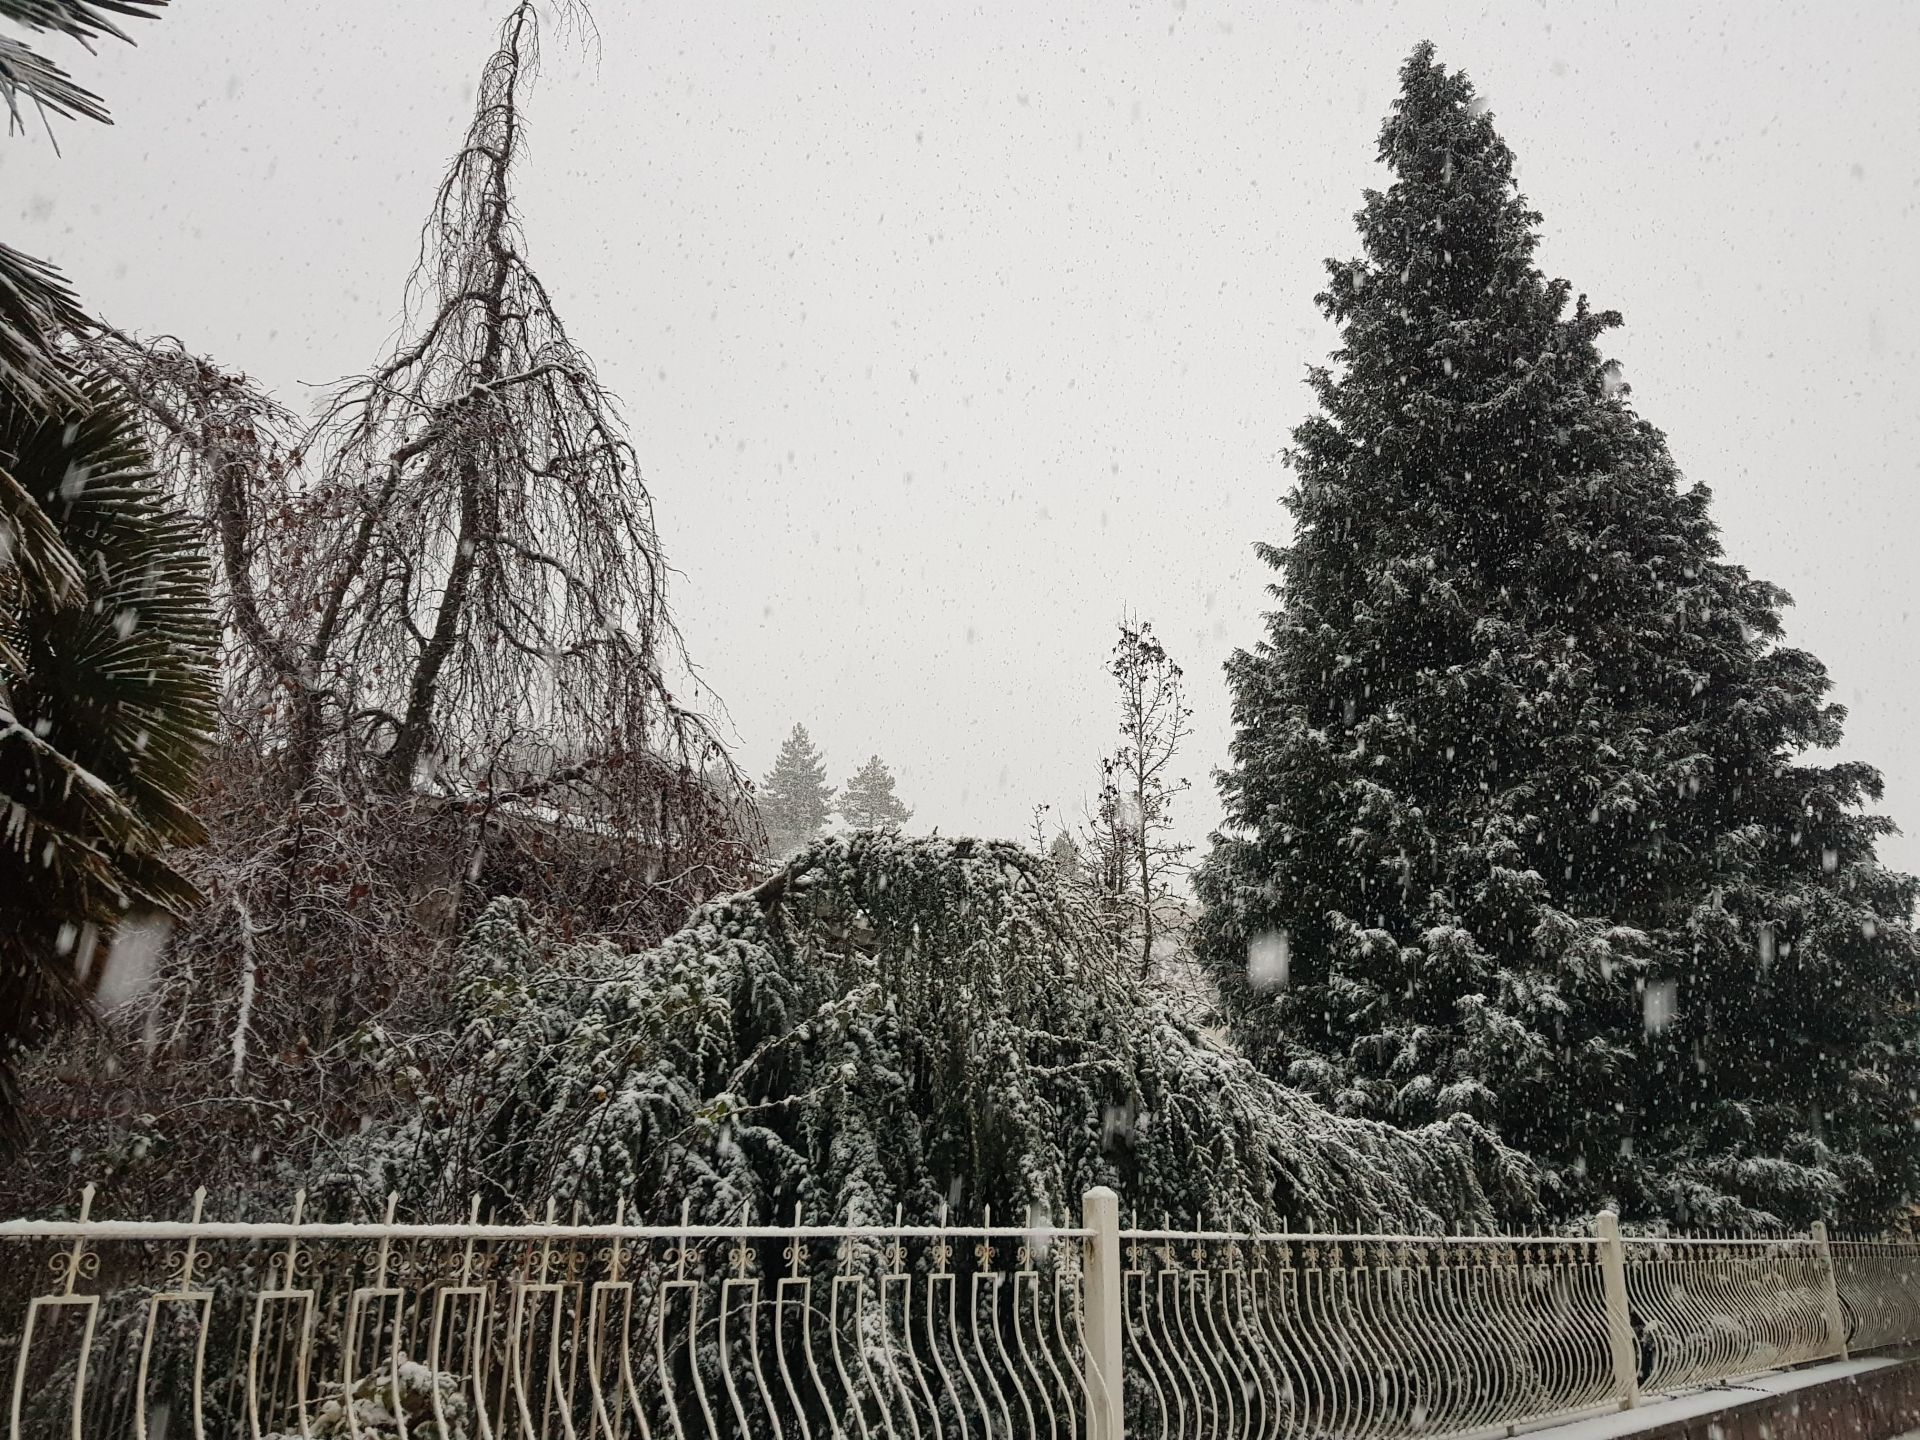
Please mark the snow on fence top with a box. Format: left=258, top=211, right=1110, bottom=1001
left=6, top=1181, right=1920, bottom=1440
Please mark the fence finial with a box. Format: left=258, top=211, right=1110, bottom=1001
left=460, top=1193, right=481, bottom=1283
left=56, top=1186, right=97, bottom=1297
left=731, top=1202, right=752, bottom=1277
left=172, top=1188, right=209, bottom=1290
left=374, top=1192, right=398, bottom=1286
left=935, top=1199, right=952, bottom=1273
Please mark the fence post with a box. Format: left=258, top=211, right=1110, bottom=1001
left=1595, top=1209, right=1638, bottom=1410
left=1082, top=1186, right=1125, bottom=1440
left=1812, top=1220, right=1850, bottom=1361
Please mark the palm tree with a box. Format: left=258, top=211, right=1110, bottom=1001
left=0, top=241, right=88, bottom=411
left=2, top=0, right=163, bottom=403
left=2, top=0, right=209, bottom=1127
left=1, top=365, right=216, bottom=1123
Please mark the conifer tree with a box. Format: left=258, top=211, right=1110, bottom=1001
left=759, top=723, right=834, bottom=858
left=1195, top=43, right=1920, bottom=1229
left=839, top=755, right=913, bottom=831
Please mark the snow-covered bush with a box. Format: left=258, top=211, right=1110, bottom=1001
left=263, top=1359, right=470, bottom=1440
left=340, top=833, right=1535, bottom=1231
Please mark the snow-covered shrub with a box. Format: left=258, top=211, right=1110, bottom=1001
left=341, top=833, right=1535, bottom=1231
left=263, top=1359, right=470, bottom=1440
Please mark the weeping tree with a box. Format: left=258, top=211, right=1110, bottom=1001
left=343, top=833, right=1538, bottom=1233
left=6, top=3, right=755, bottom=1201
left=98, top=1, right=747, bottom=860
left=304, top=2, right=724, bottom=826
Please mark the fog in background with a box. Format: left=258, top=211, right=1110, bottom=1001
left=8, top=0, right=1916, bottom=876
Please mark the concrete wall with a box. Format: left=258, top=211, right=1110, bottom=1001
left=1614, top=1356, right=1920, bottom=1440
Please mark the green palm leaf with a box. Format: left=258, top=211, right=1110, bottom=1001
left=1, top=361, right=214, bottom=1113
left=0, top=241, right=88, bottom=412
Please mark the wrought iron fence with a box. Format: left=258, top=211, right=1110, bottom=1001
left=4, top=1184, right=1918, bottom=1440
left=1116, top=1225, right=1617, bottom=1436
left=1832, top=1237, right=1920, bottom=1354
left=2, top=1187, right=1092, bottom=1440
left=1619, top=1235, right=1842, bottom=1394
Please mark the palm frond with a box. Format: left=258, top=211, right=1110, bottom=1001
left=1, top=460, right=83, bottom=608
left=0, top=1, right=165, bottom=44
left=1, top=359, right=215, bottom=1119
left=2, top=369, right=216, bottom=857
left=0, top=0, right=165, bottom=128
left=0, top=242, right=88, bottom=409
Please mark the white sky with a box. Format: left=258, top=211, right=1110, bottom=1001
left=7, top=0, right=1918, bottom=877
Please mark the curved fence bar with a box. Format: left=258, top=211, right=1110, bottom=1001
left=1833, top=1237, right=1920, bottom=1354
left=1114, top=1227, right=1617, bottom=1438
left=0, top=1189, right=1090, bottom=1440
left=5, top=1189, right=1920, bottom=1440
left=1618, top=1237, right=1838, bottom=1394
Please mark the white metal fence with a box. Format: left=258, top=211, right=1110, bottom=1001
left=3, top=1184, right=1918, bottom=1439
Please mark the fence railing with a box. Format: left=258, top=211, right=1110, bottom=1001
left=3, top=1185, right=1918, bottom=1440
left=1117, top=1225, right=1618, bottom=1436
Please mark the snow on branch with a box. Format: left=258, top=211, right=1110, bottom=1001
left=340, top=833, right=1539, bottom=1234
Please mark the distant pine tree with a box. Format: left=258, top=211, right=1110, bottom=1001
left=759, top=724, right=834, bottom=858
left=839, top=755, right=913, bottom=831
left=1195, top=42, right=1920, bottom=1229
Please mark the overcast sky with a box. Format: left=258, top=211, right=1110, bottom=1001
left=7, top=0, right=1918, bottom=876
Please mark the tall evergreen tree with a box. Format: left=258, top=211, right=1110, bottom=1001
left=759, top=724, right=834, bottom=857
left=1195, top=43, right=1920, bottom=1229
left=839, top=755, right=913, bottom=831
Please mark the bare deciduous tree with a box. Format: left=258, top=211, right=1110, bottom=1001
left=6, top=2, right=758, bottom=1209
left=1107, top=619, right=1192, bottom=976
left=98, top=2, right=753, bottom=917
left=1044, top=620, right=1194, bottom=976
